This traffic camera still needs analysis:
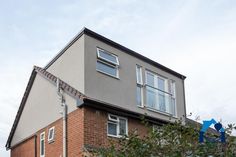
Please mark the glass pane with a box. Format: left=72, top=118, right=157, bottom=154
left=40, top=140, right=44, bottom=155
left=146, top=86, right=156, bottom=108
left=136, top=86, right=142, bottom=106
left=170, top=98, right=176, bottom=115
left=108, top=122, right=117, bottom=136
left=136, top=66, right=142, bottom=84
left=158, top=77, right=165, bottom=91
left=146, top=73, right=155, bottom=87
left=170, top=81, right=176, bottom=97
left=159, top=92, right=166, bottom=112
left=98, top=49, right=118, bottom=64
left=97, top=61, right=117, bottom=77
left=119, top=118, right=127, bottom=135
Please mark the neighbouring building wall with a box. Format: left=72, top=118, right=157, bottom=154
left=84, top=34, right=186, bottom=122
left=11, top=74, right=77, bottom=147
left=47, top=35, right=85, bottom=94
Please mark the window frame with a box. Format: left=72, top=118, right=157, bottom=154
left=136, top=65, right=144, bottom=107
left=144, top=70, right=177, bottom=115
left=40, top=132, right=45, bottom=157
left=107, top=114, right=128, bottom=138
left=97, top=47, right=119, bottom=66
left=96, top=48, right=119, bottom=78
left=48, top=126, right=55, bottom=143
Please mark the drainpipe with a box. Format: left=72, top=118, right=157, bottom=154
left=57, top=78, right=67, bottom=157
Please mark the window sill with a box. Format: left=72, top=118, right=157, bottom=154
left=139, top=106, right=178, bottom=119
left=107, top=134, right=127, bottom=139
left=96, top=70, right=120, bottom=80
left=48, top=139, right=55, bottom=144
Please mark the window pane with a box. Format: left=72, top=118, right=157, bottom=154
left=97, top=61, right=117, bottom=77
left=170, top=98, right=176, bottom=116
left=158, top=78, right=165, bottom=91
left=98, top=49, right=118, bottom=64
left=119, top=118, right=127, bottom=136
left=146, top=73, right=155, bottom=87
left=170, top=81, right=176, bottom=97
left=136, top=86, right=142, bottom=106
left=136, top=66, right=142, bottom=84
left=40, top=140, right=44, bottom=155
left=159, top=92, right=166, bottom=112
left=146, top=86, right=156, bottom=108
left=108, top=122, right=117, bottom=136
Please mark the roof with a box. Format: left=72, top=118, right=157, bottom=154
left=44, top=27, right=186, bottom=79
left=5, top=66, right=86, bottom=149
left=186, top=118, right=220, bottom=135
left=6, top=66, right=169, bottom=149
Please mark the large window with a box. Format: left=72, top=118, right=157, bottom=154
left=96, top=48, right=119, bottom=78
left=136, top=65, right=143, bottom=106
left=107, top=114, right=128, bottom=137
left=40, top=132, right=45, bottom=157
left=145, top=70, right=176, bottom=115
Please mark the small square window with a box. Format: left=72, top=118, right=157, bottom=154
left=107, top=114, right=128, bottom=137
left=48, top=127, right=55, bottom=143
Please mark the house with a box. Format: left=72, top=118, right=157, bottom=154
left=5, top=27, right=187, bottom=157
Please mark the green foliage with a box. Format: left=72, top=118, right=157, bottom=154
left=95, top=120, right=236, bottom=157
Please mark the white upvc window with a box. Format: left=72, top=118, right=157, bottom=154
left=145, top=70, right=176, bottom=115
left=169, top=80, right=176, bottom=116
left=40, top=132, right=45, bottom=157
left=48, top=127, right=55, bottom=143
left=96, top=48, right=119, bottom=78
left=136, top=65, right=143, bottom=107
left=107, top=114, right=128, bottom=138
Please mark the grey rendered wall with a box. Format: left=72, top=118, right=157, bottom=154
left=84, top=35, right=186, bottom=122
left=47, top=35, right=85, bottom=93
left=11, top=74, right=77, bottom=146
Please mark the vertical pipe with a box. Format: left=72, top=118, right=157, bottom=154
left=62, top=102, right=67, bottom=157
left=57, top=78, right=67, bottom=157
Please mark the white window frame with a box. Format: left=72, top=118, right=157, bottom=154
left=40, top=132, right=45, bottom=157
left=107, top=114, right=128, bottom=138
left=169, top=80, right=177, bottom=116
left=48, top=127, right=55, bottom=143
left=97, top=47, right=119, bottom=65
left=145, top=70, right=177, bottom=115
left=96, top=60, right=119, bottom=78
left=96, top=48, right=119, bottom=78
left=136, top=65, right=144, bottom=107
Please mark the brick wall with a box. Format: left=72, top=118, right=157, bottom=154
left=11, top=108, right=84, bottom=157
left=11, top=136, right=36, bottom=157
left=83, top=106, right=149, bottom=149
left=11, top=106, right=150, bottom=157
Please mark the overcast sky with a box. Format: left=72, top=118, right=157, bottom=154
left=1, top=0, right=236, bottom=156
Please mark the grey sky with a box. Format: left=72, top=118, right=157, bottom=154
left=1, top=0, right=236, bottom=156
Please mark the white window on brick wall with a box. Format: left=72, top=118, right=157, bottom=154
left=136, top=65, right=143, bottom=107
left=48, top=127, right=55, bottom=143
left=107, top=114, right=128, bottom=137
left=40, top=132, right=45, bottom=157
left=96, top=48, right=119, bottom=78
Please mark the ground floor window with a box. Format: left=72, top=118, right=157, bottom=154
left=40, top=132, right=45, bottom=157
left=107, top=114, right=128, bottom=137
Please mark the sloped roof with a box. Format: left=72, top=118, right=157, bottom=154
left=6, top=66, right=170, bottom=149
left=5, top=66, right=86, bottom=149
left=44, top=27, right=186, bottom=79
